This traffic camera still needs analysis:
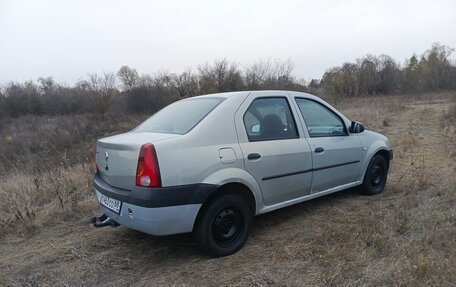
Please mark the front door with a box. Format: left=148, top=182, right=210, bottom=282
left=294, top=98, right=363, bottom=194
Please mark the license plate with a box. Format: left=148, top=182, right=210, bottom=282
left=100, top=194, right=121, bottom=214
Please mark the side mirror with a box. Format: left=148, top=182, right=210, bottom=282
left=349, top=121, right=365, bottom=133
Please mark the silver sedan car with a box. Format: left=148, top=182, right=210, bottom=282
left=93, top=90, right=393, bottom=257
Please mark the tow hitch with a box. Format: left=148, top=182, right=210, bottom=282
left=91, top=214, right=120, bottom=228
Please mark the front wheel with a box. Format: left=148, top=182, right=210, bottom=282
left=361, top=155, right=388, bottom=195
left=194, top=193, right=252, bottom=257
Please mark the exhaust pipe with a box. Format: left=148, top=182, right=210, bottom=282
left=91, top=214, right=120, bottom=228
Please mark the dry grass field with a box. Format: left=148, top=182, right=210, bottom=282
left=0, top=92, right=455, bottom=286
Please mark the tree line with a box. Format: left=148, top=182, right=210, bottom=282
left=319, top=43, right=456, bottom=99
left=0, top=59, right=304, bottom=118
left=0, top=43, right=454, bottom=119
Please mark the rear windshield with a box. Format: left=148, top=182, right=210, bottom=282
left=133, top=97, right=224, bottom=134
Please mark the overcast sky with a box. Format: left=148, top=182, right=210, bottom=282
left=1, top=0, right=455, bottom=84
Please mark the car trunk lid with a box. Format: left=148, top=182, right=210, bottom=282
left=96, top=132, right=177, bottom=190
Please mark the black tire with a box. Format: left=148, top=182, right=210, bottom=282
left=194, top=193, right=252, bottom=257
left=361, top=154, right=388, bottom=195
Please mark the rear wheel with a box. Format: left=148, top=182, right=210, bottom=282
left=361, top=154, right=388, bottom=195
left=194, top=193, right=252, bottom=257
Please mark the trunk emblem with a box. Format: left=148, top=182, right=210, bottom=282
left=105, top=151, right=109, bottom=161
left=104, top=164, right=109, bottom=171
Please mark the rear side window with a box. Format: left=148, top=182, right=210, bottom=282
left=295, top=98, right=347, bottom=137
left=134, top=98, right=223, bottom=134
left=243, top=97, right=298, bottom=141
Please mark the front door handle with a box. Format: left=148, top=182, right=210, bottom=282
left=314, top=147, right=324, bottom=153
left=247, top=153, right=261, bottom=160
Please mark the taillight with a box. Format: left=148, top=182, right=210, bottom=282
left=136, top=143, right=161, bottom=188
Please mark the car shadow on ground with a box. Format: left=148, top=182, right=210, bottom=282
left=91, top=187, right=364, bottom=262
left=250, top=187, right=363, bottom=236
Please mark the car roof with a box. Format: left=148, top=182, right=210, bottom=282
left=192, top=90, right=318, bottom=100
left=191, top=91, right=250, bottom=100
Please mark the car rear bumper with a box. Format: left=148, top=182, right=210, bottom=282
left=95, top=190, right=202, bottom=235
left=93, top=172, right=218, bottom=235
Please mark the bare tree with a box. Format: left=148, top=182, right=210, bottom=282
left=356, top=55, right=379, bottom=95
left=169, top=69, right=200, bottom=98
left=244, top=59, right=272, bottom=89
left=117, top=66, right=139, bottom=91
left=89, top=72, right=117, bottom=117
left=403, top=54, right=420, bottom=92
left=244, top=58, right=296, bottom=90
left=37, top=76, right=55, bottom=95
left=377, top=55, right=401, bottom=94
left=420, top=43, right=455, bottom=90
left=198, top=59, right=244, bottom=94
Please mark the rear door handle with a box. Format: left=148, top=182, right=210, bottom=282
left=247, top=153, right=261, bottom=160
left=314, top=147, right=324, bottom=153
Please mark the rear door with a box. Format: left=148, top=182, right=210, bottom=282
left=293, top=97, right=363, bottom=194
left=235, top=91, right=313, bottom=206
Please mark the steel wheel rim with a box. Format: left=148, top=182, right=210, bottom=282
left=371, top=163, right=384, bottom=187
left=212, top=208, right=242, bottom=246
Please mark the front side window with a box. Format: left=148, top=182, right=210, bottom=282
left=295, top=98, right=347, bottom=137
left=134, top=97, right=223, bottom=134
left=244, top=97, right=298, bottom=141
